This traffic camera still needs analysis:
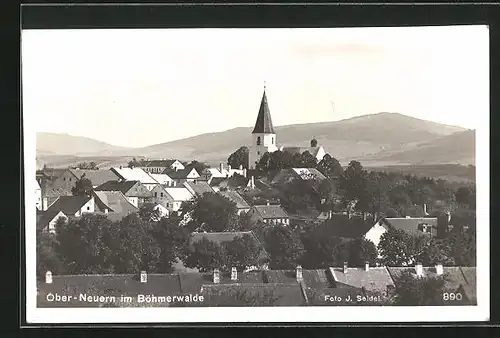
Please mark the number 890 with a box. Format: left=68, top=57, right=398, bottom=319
left=442, top=293, right=462, bottom=301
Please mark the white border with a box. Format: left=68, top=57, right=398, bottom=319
left=24, top=26, right=490, bottom=324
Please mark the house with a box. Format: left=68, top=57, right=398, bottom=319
left=94, top=180, right=153, bottom=208
left=247, top=204, right=290, bottom=226
left=139, top=159, right=185, bottom=174
left=209, top=175, right=252, bottom=192
left=51, top=168, right=121, bottom=191
left=152, top=203, right=169, bottom=219
left=271, top=167, right=327, bottom=185
left=149, top=173, right=177, bottom=187
left=364, top=217, right=438, bottom=249
left=38, top=195, right=95, bottom=234
left=329, top=264, right=395, bottom=295
left=41, top=188, right=72, bottom=211
left=162, top=187, right=194, bottom=212
left=110, top=167, right=159, bottom=191
left=279, top=140, right=327, bottom=163
left=219, top=190, right=251, bottom=215
left=183, top=180, right=215, bottom=197
left=92, top=191, right=139, bottom=219
left=189, top=231, right=269, bottom=271
left=35, top=180, right=42, bottom=210
left=201, top=163, right=247, bottom=182
left=162, top=168, right=200, bottom=184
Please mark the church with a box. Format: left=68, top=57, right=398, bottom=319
left=248, top=87, right=327, bottom=169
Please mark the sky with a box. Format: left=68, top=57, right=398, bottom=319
left=22, top=26, right=489, bottom=148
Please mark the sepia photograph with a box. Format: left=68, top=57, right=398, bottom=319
left=23, top=24, right=489, bottom=323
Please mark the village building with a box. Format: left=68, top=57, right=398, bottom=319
left=110, top=167, right=159, bottom=191
left=183, top=180, right=215, bottom=197
left=149, top=173, right=177, bottom=187
left=218, top=190, right=251, bottom=215
left=37, top=195, right=95, bottom=234
left=51, top=168, right=121, bottom=191
left=94, top=180, right=153, bottom=208
left=150, top=186, right=194, bottom=213
left=138, top=159, right=185, bottom=174
left=162, top=167, right=200, bottom=184
left=92, top=190, right=139, bottom=218
left=247, top=204, right=290, bottom=226
left=279, top=139, right=327, bottom=163
left=270, top=167, right=327, bottom=185
left=363, top=217, right=439, bottom=249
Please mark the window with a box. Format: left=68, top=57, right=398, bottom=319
left=160, top=192, right=164, bottom=197
left=257, top=151, right=260, bottom=156
left=69, top=178, right=72, bottom=182
left=87, top=206, right=90, bottom=210
left=63, top=177, right=66, bottom=181
left=256, top=137, right=261, bottom=145
left=154, top=192, right=157, bottom=197
left=272, top=137, right=274, bottom=144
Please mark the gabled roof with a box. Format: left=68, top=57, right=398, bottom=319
left=251, top=205, right=289, bottom=219
left=44, top=187, right=72, bottom=198
left=329, top=267, right=394, bottom=293
left=143, top=159, right=177, bottom=168
left=252, top=90, right=275, bottom=134
left=163, top=168, right=199, bottom=179
left=110, top=167, right=158, bottom=185
left=164, top=187, right=194, bottom=201
left=219, top=191, right=250, bottom=209
left=209, top=177, right=228, bottom=187
left=149, top=173, right=173, bottom=185
left=42, top=195, right=92, bottom=226
left=379, top=217, right=438, bottom=237
left=95, top=180, right=135, bottom=194
left=183, top=181, right=214, bottom=196
left=68, top=169, right=120, bottom=187
left=93, top=191, right=138, bottom=214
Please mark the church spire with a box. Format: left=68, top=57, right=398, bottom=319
left=252, top=84, right=275, bottom=134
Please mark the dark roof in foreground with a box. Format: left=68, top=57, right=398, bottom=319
left=252, top=90, right=275, bottom=134
left=380, top=217, right=438, bottom=237
left=41, top=195, right=92, bottom=226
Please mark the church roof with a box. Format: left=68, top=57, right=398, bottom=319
left=252, top=90, right=275, bottom=134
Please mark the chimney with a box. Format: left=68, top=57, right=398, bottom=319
left=406, top=216, right=411, bottom=219
left=446, top=211, right=451, bottom=223
left=251, top=176, right=255, bottom=189
left=243, top=168, right=247, bottom=178
left=343, top=261, right=348, bottom=273
left=119, top=166, right=123, bottom=169
left=104, top=208, right=108, bottom=214
left=423, top=203, right=429, bottom=216
left=435, top=263, right=443, bottom=276
left=213, top=268, right=220, bottom=284
left=364, top=261, right=370, bottom=271
left=415, top=263, right=423, bottom=277
left=45, top=271, right=52, bottom=284
left=266, top=200, right=270, bottom=206
left=228, top=164, right=232, bottom=171
left=42, top=197, right=48, bottom=211
left=296, top=265, right=303, bottom=282
left=220, top=163, right=224, bottom=173
left=239, top=164, right=243, bottom=170
left=231, top=267, right=238, bottom=281
left=329, top=210, right=333, bottom=219
left=140, top=271, right=147, bottom=283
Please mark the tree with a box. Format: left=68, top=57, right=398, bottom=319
left=347, top=238, right=378, bottom=267
left=55, top=213, right=118, bottom=274
left=317, top=153, right=343, bottom=179
left=391, top=269, right=447, bottom=305
left=112, top=213, right=161, bottom=273
left=70, top=161, right=99, bottom=170
left=188, top=192, right=240, bottom=232
left=184, top=160, right=209, bottom=174
left=228, top=146, right=249, bottom=169
left=138, top=202, right=163, bottom=222
left=295, top=151, right=317, bottom=168
left=455, top=186, right=476, bottom=209
left=338, top=161, right=369, bottom=217
left=221, top=234, right=262, bottom=271
left=151, top=216, right=191, bottom=273
left=377, top=228, right=431, bottom=267
left=264, top=226, right=304, bottom=270
left=36, top=231, right=64, bottom=279
left=184, top=238, right=225, bottom=273
left=71, top=174, right=94, bottom=197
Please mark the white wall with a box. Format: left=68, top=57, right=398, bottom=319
left=249, top=133, right=278, bottom=169
left=48, top=211, right=68, bottom=234
left=127, top=196, right=139, bottom=208
left=36, top=188, right=42, bottom=210
left=76, top=197, right=95, bottom=217
left=364, top=222, right=387, bottom=249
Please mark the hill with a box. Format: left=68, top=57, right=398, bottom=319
left=36, top=112, right=472, bottom=168
left=359, top=129, right=475, bottom=166
left=36, top=132, right=131, bottom=157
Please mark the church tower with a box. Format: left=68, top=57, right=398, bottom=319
left=249, top=86, right=278, bottom=169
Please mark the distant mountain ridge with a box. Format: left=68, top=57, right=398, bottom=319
left=36, top=112, right=474, bottom=167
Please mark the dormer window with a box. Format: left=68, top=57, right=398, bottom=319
left=256, top=137, right=261, bottom=145
left=271, top=137, right=274, bottom=144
